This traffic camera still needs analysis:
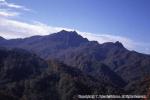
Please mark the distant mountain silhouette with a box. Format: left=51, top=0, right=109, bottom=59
left=57, top=40, right=150, bottom=83
left=0, top=30, right=89, bottom=58
left=0, top=30, right=150, bottom=99
left=0, top=36, right=5, bottom=42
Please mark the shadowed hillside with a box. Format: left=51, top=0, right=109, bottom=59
left=0, top=30, right=150, bottom=100
left=0, top=48, right=126, bottom=100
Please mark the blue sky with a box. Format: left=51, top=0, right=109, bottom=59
left=0, top=0, right=150, bottom=54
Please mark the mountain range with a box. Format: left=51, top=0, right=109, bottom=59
left=0, top=30, right=150, bottom=100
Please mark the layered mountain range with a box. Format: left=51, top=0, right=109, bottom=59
left=0, top=30, right=150, bottom=100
